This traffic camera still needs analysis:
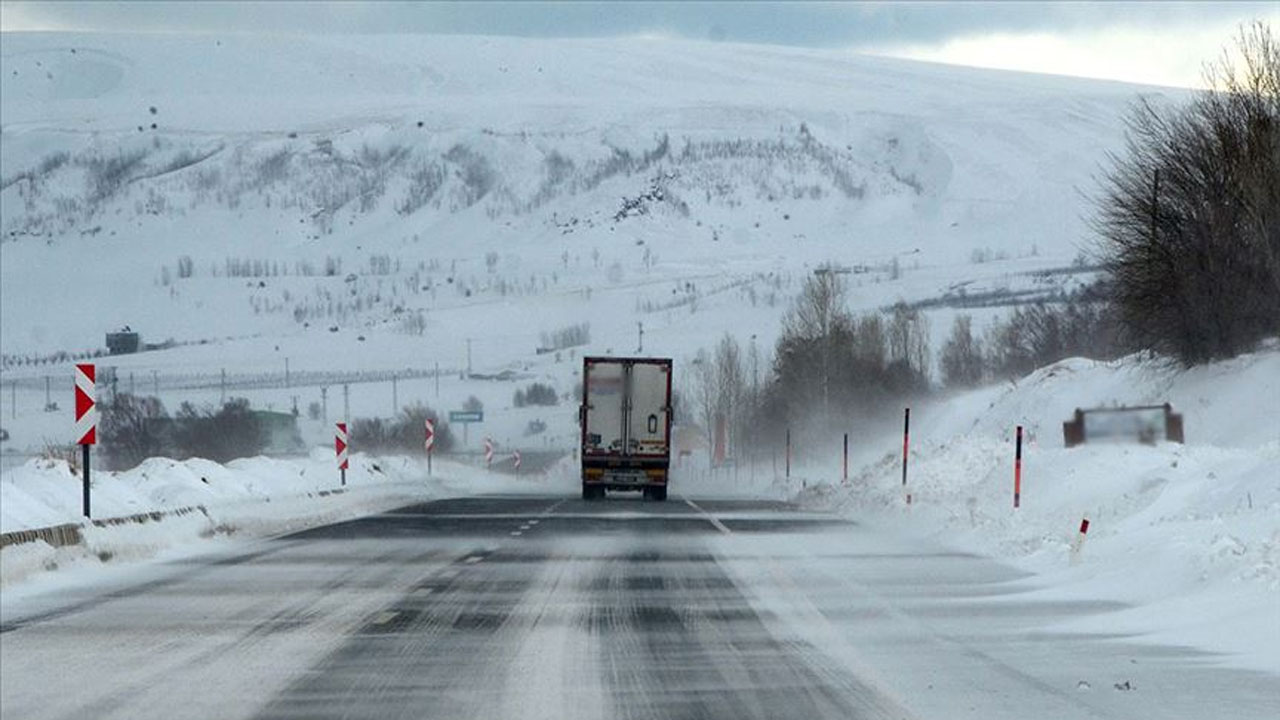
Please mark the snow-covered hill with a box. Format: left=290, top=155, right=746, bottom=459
left=1, top=32, right=1174, bottom=457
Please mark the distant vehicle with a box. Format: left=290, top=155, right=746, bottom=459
left=579, top=356, right=672, bottom=501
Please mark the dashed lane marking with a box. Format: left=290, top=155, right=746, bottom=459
left=464, top=556, right=484, bottom=564
left=371, top=611, right=400, bottom=626
left=683, top=498, right=733, bottom=535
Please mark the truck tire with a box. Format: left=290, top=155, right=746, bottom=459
left=583, top=484, right=603, bottom=501
left=649, top=486, right=667, bottom=502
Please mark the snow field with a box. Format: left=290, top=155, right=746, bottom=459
left=794, top=347, right=1280, bottom=672
left=0, top=449, right=572, bottom=589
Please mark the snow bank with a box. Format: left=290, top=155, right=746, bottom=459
left=800, top=347, right=1280, bottom=673
left=0, top=449, right=559, bottom=588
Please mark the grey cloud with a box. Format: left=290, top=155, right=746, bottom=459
left=4, top=1, right=1274, bottom=46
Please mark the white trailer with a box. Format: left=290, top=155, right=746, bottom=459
left=579, top=356, right=673, bottom=501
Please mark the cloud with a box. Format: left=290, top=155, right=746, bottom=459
left=864, top=12, right=1280, bottom=89
left=2, top=1, right=1276, bottom=87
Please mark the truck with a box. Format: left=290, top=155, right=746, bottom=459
left=579, top=356, right=673, bottom=501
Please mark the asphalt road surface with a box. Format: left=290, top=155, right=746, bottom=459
left=2, top=494, right=1276, bottom=720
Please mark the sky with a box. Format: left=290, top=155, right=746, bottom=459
left=1, top=1, right=1277, bottom=88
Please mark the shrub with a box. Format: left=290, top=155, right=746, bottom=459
left=350, top=404, right=455, bottom=455
left=514, top=382, right=558, bottom=407
left=101, top=393, right=169, bottom=470
left=171, top=398, right=264, bottom=463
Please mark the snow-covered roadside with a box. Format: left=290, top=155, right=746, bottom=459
left=800, top=347, right=1280, bottom=673
left=0, top=449, right=564, bottom=589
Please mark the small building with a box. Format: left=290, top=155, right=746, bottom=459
left=106, top=329, right=140, bottom=355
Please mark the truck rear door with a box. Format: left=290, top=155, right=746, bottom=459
left=627, top=361, right=671, bottom=457
left=583, top=360, right=625, bottom=455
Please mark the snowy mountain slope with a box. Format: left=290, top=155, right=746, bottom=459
left=1, top=31, right=1170, bottom=459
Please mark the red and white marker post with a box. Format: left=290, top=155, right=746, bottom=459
left=75, top=363, right=96, bottom=517
left=484, top=437, right=494, bottom=468
left=1014, top=425, right=1024, bottom=509
left=512, top=449, right=521, bottom=474
left=842, top=432, right=849, bottom=485
left=1070, top=517, right=1090, bottom=565
left=424, top=418, right=435, bottom=476
left=903, top=407, right=911, bottom=505
left=335, top=422, right=349, bottom=486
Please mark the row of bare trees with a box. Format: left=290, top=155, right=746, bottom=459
left=687, top=271, right=932, bottom=459
left=1096, top=22, right=1279, bottom=365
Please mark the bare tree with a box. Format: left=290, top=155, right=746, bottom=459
left=714, top=334, right=746, bottom=458
left=689, top=348, right=717, bottom=462
left=887, top=302, right=930, bottom=380
left=781, top=271, right=851, bottom=419
left=941, top=314, right=984, bottom=387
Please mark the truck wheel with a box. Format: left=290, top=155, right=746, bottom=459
left=650, top=486, right=667, bottom=502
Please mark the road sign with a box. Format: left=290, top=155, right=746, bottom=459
left=335, top=422, right=349, bottom=470
left=484, top=437, right=494, bottom=466
left=448, top=410, right=484, bottom=423
left=424, top=418, right=436, bottom=452
left=75, top=363, right=96, bottom=518
left=75, top=363, right=96, bottom=445
left=512, top=450, right=521, bottom=471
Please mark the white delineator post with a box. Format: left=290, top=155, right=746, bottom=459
left=75, top=363, right=96, bottom=518
left=484, top=437, right=494, bottom=468
left=335, top=422, right=349, bottom=486
left=512, top=450, right=521, bottom=474
left=1070, top=518, right=1090, bottom=565
left=424, top=418, right=435, bottom=476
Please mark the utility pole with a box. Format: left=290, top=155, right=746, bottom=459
left=321, top=386, right=328, bottom=423
left=152, top=370, right=159, bottom=397
left=45, top=376, right=50, bottom=409
left=342, top=383, right=350, bottom=423
left=220, top=368, right=226, bottom=403
left=285, top=357, right=290, bottom=389
left=466, top=339, right=473, bottom=376
left=435, top=361, right=440, bottom=398
left=392, top=373, right=398, bottom=414
left=9, top=381, right=13, bottom=419
left=637, top=322, right=644, bottom=354
left=1151, top=168, right=1160, bottom=244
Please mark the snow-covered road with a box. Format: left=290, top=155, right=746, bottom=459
left=1, top=494, right=1275, bottom=720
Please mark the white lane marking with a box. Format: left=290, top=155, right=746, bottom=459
left=464, top=556, right=484, bottom=564
left=371, top=611, right=400, bottom=626
left=527, top=519, right=539, bottom=526
left=684, top=498, right=732, bottom=535
left=510, top=531, right=523, bottom=537
left=440, top=568, right=459, bottom=578
left=413, top=587, right=435, bottom=596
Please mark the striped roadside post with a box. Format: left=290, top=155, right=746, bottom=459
left=75, top=364, right=96, bottom=517
left=424, top=418, right=435, bottom=476
left=336, top=422, right=349, bottom=486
